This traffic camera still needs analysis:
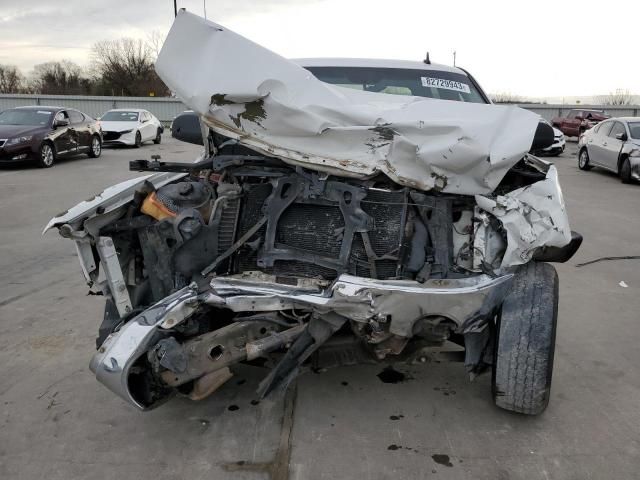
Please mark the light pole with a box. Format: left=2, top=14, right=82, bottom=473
left=174, top=0, right=177, bottom=17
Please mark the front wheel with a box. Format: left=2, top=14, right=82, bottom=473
left=37, top=142, right=55, bottom=168
left=619, top=157, right=632, bottom=184
left=492, top=262, right=558, bottom=415
left=88, top=135, right=102, bottom=158
left=153, top=128, right=162, bottom=144
left=134, top=131, right=142, bottom=148
left=578, top=148, right=591, bottom=171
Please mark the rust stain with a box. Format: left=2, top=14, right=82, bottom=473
left=210, top=93, right=267, bottom=129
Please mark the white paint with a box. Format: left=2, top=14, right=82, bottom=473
left=155, top=11, right=541, bottom=196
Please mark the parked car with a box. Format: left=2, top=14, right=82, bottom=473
left=45, top=12, right=581, bottom=417
left=99, top=109, right=163, bottom=147
left=0, top=106, right=102, bottom=168
left=533, top=127, right=565, bottom=156
left=578, top=117, right=640, bottom=183
left=552, top=108, right=609, bottom=137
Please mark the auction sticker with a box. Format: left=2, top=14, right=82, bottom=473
left=421, top=77, right=470, bottom=94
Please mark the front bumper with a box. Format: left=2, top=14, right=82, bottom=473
left=543, top=137, right=565, bottom=154
left=90, top=272, right=513, bottom=410
left=103, top=130, right=136, bottom=146
left=0, top=145, right=35, bottom=163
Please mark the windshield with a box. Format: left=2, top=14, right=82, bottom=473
left=628, top=122, right=640, bottom=139
left=0, top=109, right=52, bottom=126
left=304, top=66, right=487, bottom=103
left=101, top=111, right=139, bottom=122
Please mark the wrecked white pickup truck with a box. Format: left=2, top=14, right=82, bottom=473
left=45, top=11, right=581, bottom=415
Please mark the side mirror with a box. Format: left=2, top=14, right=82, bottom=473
left=615, top=132, right=627, bottom=141
left=54, top=118, right=70, bottom=128
left=171, top=111, right=204, bottom=145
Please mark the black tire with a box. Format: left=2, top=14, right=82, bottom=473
left=153, top=128, right=162, bottom=144
left=88, top=134, right=102, bottom=158
left=492, top=262, right=558, bottom=415
left=578, top=148, right=591, bottom=171
left=619, top=157, right=632, bottom=184
left=37, top=142, right=55, bottom=168
left=134, top=131, right=142, bottom=148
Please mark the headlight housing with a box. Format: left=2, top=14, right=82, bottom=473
left=119, top=129, right=133, bottom=134
left=629, top=148, right=640, bottom=158
left=6, top=135, right=33, bottom=146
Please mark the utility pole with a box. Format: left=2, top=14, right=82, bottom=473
left=453, top=50, right=456, bottom=67
left=174, top=0, right=177, bottom=17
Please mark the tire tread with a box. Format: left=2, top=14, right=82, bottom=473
left=493, top=262, right=558, bottom=415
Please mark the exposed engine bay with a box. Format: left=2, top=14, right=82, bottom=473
left=45, top=145, right=578, bottom=410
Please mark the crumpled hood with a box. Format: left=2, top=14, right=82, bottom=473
left=155, top=11, right=541, bottom=196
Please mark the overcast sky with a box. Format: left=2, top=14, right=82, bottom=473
left=0, top=0, right=638, bottom=98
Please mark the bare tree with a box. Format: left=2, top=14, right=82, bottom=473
left=490, top=91, right=524, bottom=104
left=29, top=60, right=92, bottom=94
left=596, top=89, right=637, bottom=106
left=146, top=30, right=166, bottom=59
left=91, top=38, right=169, bottom=97
left=0, top=64, right=24, bottom=93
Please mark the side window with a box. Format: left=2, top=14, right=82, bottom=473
left=566, top=110, right=577, bottom=118
left=608, top=122, right=626, bottom=139
left=598, top=121, right=613, bottom=137
left=68, top=110, right=84, bottom=124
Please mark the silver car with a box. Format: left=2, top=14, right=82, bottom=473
left=578, top=117, right=640, bottom=182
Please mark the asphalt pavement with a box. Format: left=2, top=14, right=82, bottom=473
left=1, top=137, right=639, bottom=480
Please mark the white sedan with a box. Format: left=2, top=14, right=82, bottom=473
left=99, top=109, right=163, bottom=147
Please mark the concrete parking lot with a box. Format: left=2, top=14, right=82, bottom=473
left=1, top=137, right=639, bottom=480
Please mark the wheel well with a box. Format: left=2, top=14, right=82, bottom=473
left=41, top=139, right=55, bottom=153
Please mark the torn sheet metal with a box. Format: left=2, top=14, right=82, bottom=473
left=475, top=165, right=572, bottom=267
left=204, top=272, right=514, bottom=337
left=155, top=11, right=541, bottom=195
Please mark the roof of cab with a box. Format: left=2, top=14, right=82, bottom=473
left=292, top=57, right=465, bottom=74
left=104, top=108, right=148, bottom=112
left=13, top=106, right=64, bottom=112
